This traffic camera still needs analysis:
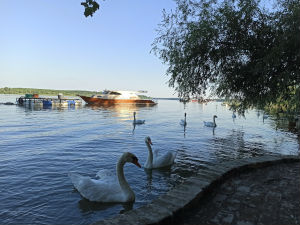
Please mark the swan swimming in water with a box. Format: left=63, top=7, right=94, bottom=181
left=232, top=113, right=236, bottom=118
left=204, top=115, right=218, bottom=127
left=133, top=112, right=145, bottom=124
left=69, top=152, right=141, bottom=203
left=180, top=113, right=187, bottom=126
left=144, top=136, right=177, bottom=169
left=263, top=114, right=269, bottom=119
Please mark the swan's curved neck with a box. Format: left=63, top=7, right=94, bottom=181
left=213, top=117, right=216, bottom=126
left=116, top=157, right=134, bottom=199
left=145, top=142, right=153, bottom=167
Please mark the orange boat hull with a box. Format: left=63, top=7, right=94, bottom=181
left=80, top=96, right=157, bottom=106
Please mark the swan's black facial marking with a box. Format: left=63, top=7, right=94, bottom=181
left=144, top=136, right=153, bottom=145
left=131, top=155, right=141, bottom=168
left=132, top=156, right=138, bottom=162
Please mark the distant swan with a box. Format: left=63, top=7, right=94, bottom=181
left=144, top=136, right=177, bottom=169
left=180, top=113, right=187, bottom=126
left=204, top=115, right=218, bottom=127
left=69, top=152, right=141, bottom=203
left=263, top=114, right=269, bottom=119
left=133, top=112, right=145, bottom=124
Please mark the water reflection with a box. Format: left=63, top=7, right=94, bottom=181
left=203, top=125, right=216, bottom=136
left=86, top=104, right=157, bottom=120
left=212, top=129, right=266, bottom=161
left=78, top=198, right=133, bottom=214
left=143, top=167, right=173, bottom=194
left=257, top=110, right=261, bottom=118
left=271, top=116, right=299, bottom=133
left=20, top=104, right=81, bottom=111
left=132, top=122, right=145, bottom=134
left=268, top=115, right=300, bottom=152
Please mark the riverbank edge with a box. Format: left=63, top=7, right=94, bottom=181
left=92, top=155, right=300, bottom=225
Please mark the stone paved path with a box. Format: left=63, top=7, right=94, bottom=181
left=176, top=162, right=300, bottom=225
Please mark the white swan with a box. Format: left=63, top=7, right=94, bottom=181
left=144, top=136, right=177, bottom=169
left=180, top=113, right=187, bottom=126
left=263, top=114, right=269, bottom=119
left=69, top=152, right=141, bottom=203
left=133, top=112, right=145, bottom=124
left=204, top=115, right=218, bottom=127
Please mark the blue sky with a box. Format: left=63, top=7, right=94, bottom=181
left=0, top=0, right=177, bottom=97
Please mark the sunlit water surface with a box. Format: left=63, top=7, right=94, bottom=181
left=0, top=94, right=299, bottom=224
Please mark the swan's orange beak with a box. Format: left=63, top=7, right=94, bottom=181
left=134, top=161, right=141, bottom=168
left=149, top=140, right=153, bottom=145
left=133, top=158, right=141, bottom=168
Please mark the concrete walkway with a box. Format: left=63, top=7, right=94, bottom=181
left=175, top=162, right=300, bottom=225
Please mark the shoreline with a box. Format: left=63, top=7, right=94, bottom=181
left=93, top=155, right=300, bottom=225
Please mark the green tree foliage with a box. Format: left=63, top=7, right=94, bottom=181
left=152, top=0, right=300, bottom=113
left=264, top=86, right=299, bottom=115
left=81, top=0, right=100, bottom=17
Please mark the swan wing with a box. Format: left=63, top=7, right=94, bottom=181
left=180, top=120, right=186, bottom=126
left=204, top=121, right=214, bottom=127
left=153, top=149, right=159, bottom=157
left=69, top=172, right=124, bottom=202
left=153, top=151, right=176, bottom=168
left=96, top=169, right=117, bottom=183
left=134, top=120, right=145, bottom=124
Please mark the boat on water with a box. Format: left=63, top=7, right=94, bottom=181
left=17, top=93, right=82, bottom=108
left=79, top=90, right=157, bottom=106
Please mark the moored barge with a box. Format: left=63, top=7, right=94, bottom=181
left=17, top=93, right=82, bottom=107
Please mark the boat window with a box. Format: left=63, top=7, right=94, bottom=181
left=109, top=91, right=121, bottom=95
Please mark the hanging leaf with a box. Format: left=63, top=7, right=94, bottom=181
left=81, top=0, right=100, bottom=17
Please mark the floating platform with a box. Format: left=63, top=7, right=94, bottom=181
left=17, top=96, right=82, bottom=108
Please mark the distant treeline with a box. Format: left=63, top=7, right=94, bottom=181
left=0, top=87, right=101, bottom=96
left=0, top=87, right=152, bottom=99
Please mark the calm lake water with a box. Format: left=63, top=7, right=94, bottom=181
left=0, top=94, right=299, bottom=224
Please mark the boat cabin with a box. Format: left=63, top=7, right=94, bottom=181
left=91, top=90, right=140, bottom=100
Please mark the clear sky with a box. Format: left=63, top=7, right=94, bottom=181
left=0, top=0, right=177, bottom=98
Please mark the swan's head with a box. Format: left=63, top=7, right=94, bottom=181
left=122, top=152, right=141, bottom=168
left=213, top=115, right=218, bottom=119
left=144, top=136, right=153, bottom=145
